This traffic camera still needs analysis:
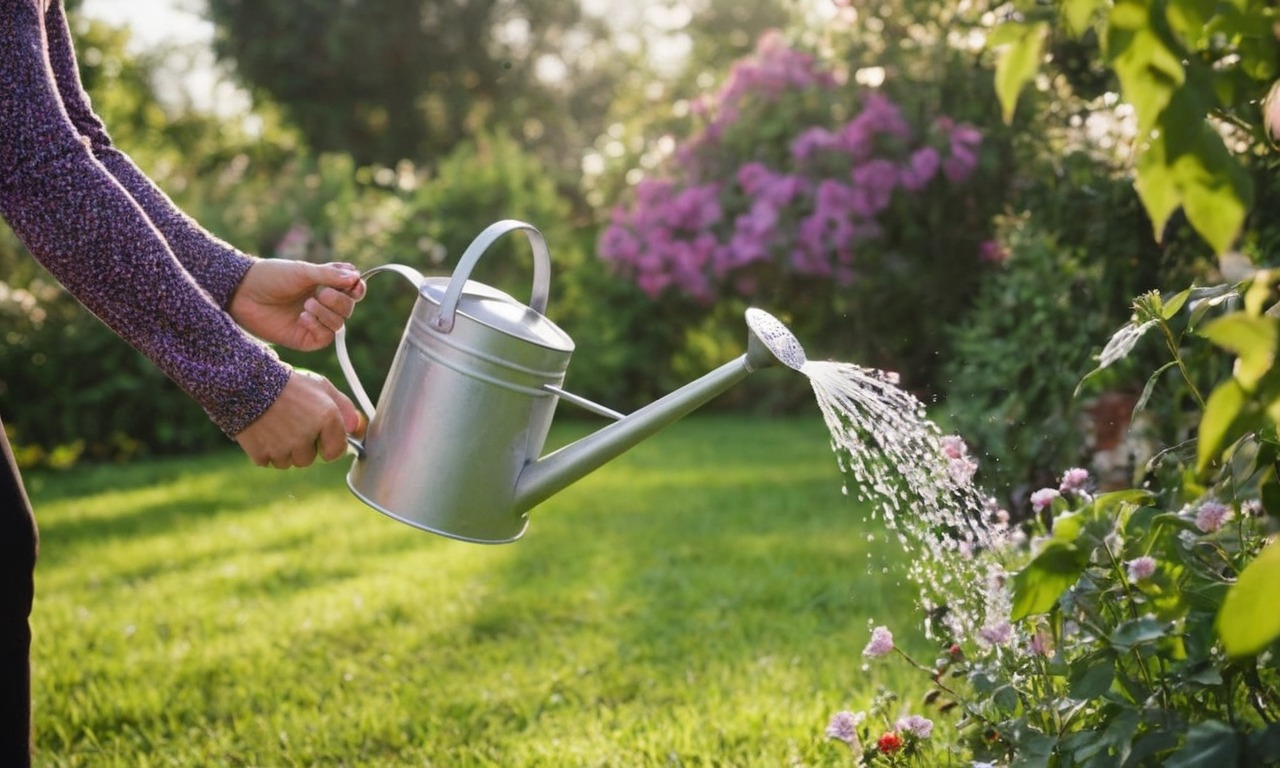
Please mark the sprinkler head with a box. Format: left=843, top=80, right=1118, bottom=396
left=745, top=308, right=807, bottom=371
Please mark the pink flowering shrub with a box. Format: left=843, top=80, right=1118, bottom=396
left=601, top=32, right=985, bottom=305
left=598, top=31, right=1003, bottom=390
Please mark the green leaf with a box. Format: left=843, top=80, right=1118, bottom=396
left=1216, top=540, right=1280, bottom=657
left=994, top=21, right=1049, bottom=124
left=1164, top=721, right=1241, bottom=767
left=1106, top=0, right=1185, bottom=133
left=1011, top=541, right=1087, bottom=620
left=1200, top=313, right=1278, bottom=390
left=1062, top=0, right=1105, bottom=36
left=1162, top=287, right=1192, bottom=319
left=1135, top=132, right=1180, bottom=240
left=1164, top=0, right=1217, bottom=46
left=1135, top=360, right=1178, bottom=414
left=1109, top=616, right=1169, bottom=650
left=1172, top=127, right=1249, bottom=255
left=1197, top=378, right=1248, bottom=472
left=1068, top=657, right=1116, bottom=699
left=1124, top=730, right=1181, bottom=767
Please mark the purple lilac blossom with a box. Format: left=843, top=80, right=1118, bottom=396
left=895, top=714, right=934, bottom=739
left=863, top=626, right=894, bottom=657
left=1126, top=556, right=1158, bottom=581
left=598, top=33, right=987, bottom=302
left=825, top=710, right=865, bottom=747
left=1194, top=501, right=1232, bottom=533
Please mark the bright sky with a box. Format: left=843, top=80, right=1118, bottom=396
left=78, top=0, right=212, bottom=49
left=78, top=0, right=247, bottom=114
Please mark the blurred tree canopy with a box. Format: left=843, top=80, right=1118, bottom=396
left=202, top=0, right=795, bottom=183
left=204, top=0, right=616, bottom=173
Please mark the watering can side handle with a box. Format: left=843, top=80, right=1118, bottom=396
left=434, top=220, right=551, bottom=333
left=333, top=264, right=427, bottom=442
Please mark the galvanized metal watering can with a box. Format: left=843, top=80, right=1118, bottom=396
left=334, top=219, right=807, bottom=544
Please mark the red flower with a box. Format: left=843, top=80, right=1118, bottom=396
left=877, top=732, right=904, bottom=753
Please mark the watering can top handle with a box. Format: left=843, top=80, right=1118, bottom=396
left=433, top=219, right=551, bottom=333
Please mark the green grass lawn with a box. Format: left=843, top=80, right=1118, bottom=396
left=26, top=414, right=936, bottom=766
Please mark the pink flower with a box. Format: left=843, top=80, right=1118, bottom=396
left=895, top=714, right=934, bottom=739
left=1194, top=501, right=1232, bottom=533
left=790, top=127, right=838, bottom=161
left=900, top=146, right=940, bottom=191
left=979, top=621, right=1012, bottom=647
left=1028, top=629, right=1053, bottom=656
left=1126, top=555, right=1157, bottom=581
left=863, top=626, right=894, bottom=657
left=1059, top=467, right=1090, bottom=494
left=825, top=710, right=865, bottom=747
left=978, top=239, right=1008, bottom=264
left=1030, top=488, right=1060, bottom=513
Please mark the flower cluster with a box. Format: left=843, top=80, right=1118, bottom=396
left=601, top=32, right=985, bottom=303
left=825, top=706, right=935, bottom=764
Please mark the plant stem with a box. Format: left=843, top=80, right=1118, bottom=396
left=1159, top=321, right=1205, bottom=408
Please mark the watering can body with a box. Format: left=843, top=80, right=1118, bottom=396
left=336, top=220, right=797, bottom=544
left=337, top=221, right=575, bottom=542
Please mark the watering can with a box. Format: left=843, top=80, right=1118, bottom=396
left=334, top=219, right=807, bottom=544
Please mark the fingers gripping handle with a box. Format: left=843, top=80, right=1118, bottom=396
left=334, top=263, right=426, bottom=455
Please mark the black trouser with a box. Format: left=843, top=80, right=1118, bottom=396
left=0, top=418, right=36, bottom=768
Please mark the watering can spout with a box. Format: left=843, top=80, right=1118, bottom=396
left=514, top=308, right=806, bottom=513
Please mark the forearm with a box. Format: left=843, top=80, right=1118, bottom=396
left=42, top=0, right=256, bottom=308
left=0, top=148, right=290, bottom=436
left=0, top=1, right=289, bottom=436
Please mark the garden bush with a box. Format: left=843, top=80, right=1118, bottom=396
left=942, top=152, right=1210, bottom=501
left=826, top=280, right=1280, bottom=766
left=598, top=30, right=1008, bottom=394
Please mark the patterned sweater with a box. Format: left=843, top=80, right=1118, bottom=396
left=0, top=0, right=291, bottom=436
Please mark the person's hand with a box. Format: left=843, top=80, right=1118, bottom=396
left=235, top=370, right=366, bottom=469
left=228, top=260, right=367, bottom=352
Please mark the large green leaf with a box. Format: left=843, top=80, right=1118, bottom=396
left=1134, top=132, right=1180, bottom=240
left=1197, top=378, right=1249, bottom=472
left=1164, top=721, right=1241, bottom=767
left=993, top=21, right=1049, bottom=124
left=1106, top=0, right=1185, bottom=133
left=1217, top=539, right=1280, bottom=657
left=1200, top=313, right=1278, bottom=391
left=1171, top=126, right=1250, bottom=255
left=1011, top=541, right=1087, bottom=620
left=1062, top=0, right=1105, bottom=36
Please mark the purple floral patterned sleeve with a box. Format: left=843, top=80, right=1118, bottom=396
left=0, top=0, right=291, bottom=437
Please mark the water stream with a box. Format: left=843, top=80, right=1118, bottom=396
left=801, top=359, right=1010, bottom=640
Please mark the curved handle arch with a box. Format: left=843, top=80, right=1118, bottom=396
left=432, top=219, right=551, bottom=333
left=334, top=263, right=426, bottom=422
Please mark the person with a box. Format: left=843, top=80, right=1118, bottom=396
left=0, top=2, right=369, bottom=764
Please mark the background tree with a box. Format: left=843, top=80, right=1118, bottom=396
left=203, top=0, right=622, bottom=176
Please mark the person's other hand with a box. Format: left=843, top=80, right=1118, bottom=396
left=235, top=370, right=365, bottom=469
left=229, top=260, right=367, bottom=351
